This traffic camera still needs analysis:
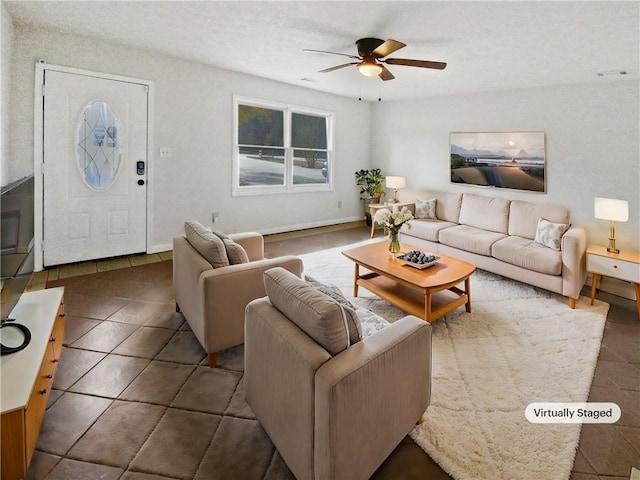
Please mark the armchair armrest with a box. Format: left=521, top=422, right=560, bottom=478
left=314, top=316, right=432, bottom=480
left=229, top=232, right=264, bottom=261
left=199, top=256, right=303, bottom=353
left=561, top=226, right=587, bottom=300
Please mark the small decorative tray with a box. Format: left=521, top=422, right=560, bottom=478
left=396, top=251, right=440, bottom=269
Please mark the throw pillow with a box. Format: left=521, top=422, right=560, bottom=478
left=184, top=220, right=230, bottom=268
left=223, top=238, right=250, bottom=265
left=534, top=217, right=570, bottom=251
left=415, top=198, right=437, bottom=219
left=305, top=275, right=362, bottom=345
left=264, top=267, right=350, bottom=356
left=210, top=228, right=230, bottom=240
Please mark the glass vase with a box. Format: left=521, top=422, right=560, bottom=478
left=388, top=230, right=401, bottom=255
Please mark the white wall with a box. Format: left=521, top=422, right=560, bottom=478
left=9, top=25, right=371, bottom=251
left=1, top=3, right=14, bottom=186
left=370, top=81, right=640, bottom=253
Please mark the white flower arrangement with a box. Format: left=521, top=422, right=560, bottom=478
left=373, top=207, right=413, bottom=233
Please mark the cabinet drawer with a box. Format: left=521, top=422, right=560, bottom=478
left=588, top=254, right=640, bottom=283
left=24, top=343, right=55, bottom=465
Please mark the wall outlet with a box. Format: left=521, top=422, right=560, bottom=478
left=159, top=147, right=171, bottom=158
left=338, top=200, right=342, bottom=208
left=212, top=212, right=219, bottom=223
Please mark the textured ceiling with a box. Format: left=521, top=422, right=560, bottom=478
left=5, top=1, right=639, bottom=101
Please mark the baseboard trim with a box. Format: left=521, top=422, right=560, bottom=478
left=258, top=216, right=363, bottom=236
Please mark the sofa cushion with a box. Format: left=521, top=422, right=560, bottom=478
left=508, top=200, right=570, bottom=240
left=264, top=267, right=350, bottom=356
left=534, top=218, right=570, bottom=251
left=401, top=219, right=457, bottom=242
left=184, top=221, right=230, bottom=268
left=223, top=238, right=250, bottom=264
left=305, top=275, right=362, bottom=345
left=459, top=194, right=510, bottom=234
left=414, top=191, right=463, bottom=223
left=415, top=198, right=437, bottom=219
left=492, top=236, right=562, bottom=275
left=439, top=225, right=507, bottom=256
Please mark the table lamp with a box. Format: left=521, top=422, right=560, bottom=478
left=386, top=176, right=406, bottom=204
left=594, top=197, right=628, bottom=254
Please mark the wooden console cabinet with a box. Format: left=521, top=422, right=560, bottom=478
left=1, top=287, right=64, bottom=480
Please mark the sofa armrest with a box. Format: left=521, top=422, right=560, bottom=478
left=314, top=316, right=432, bottom=480
left=229, top=232, right=264, bottom=261
left=199, top=256, right=303, bottom=352
left=561, top=226, right=588, bottom=299
left=173, top=235, right=214, bottom=348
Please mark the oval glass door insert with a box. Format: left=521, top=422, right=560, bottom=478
left=76, top=101, right=122, bottom=190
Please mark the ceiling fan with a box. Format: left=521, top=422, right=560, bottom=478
left=304, top=38, right=446, bottom=81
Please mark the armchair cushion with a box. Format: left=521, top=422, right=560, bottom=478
left=223, top=238, right=250, bottom=264
left=264, top=268, right=350, bottom=356
left=305, top=275, right=362, bottom=345
left=184, top=220, right=229, bottom=268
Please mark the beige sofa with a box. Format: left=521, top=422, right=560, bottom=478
left=398, top=191, right=587, bottom=308
left=245, top=267, right=432, bottom=480
left=173, top=227, right=303, bottom=367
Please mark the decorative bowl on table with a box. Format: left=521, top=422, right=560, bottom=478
left=397, top=250, right=439, bottom=269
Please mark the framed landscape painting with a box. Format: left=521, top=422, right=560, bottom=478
left=450, top=132, right=546, bottom=192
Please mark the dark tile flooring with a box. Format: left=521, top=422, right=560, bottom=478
left=24, top=226, right=639, bottom=480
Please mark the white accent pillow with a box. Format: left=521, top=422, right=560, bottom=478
left=534, top=218, right=569, bottom=251
left=415, top=198, right=437, bottom=219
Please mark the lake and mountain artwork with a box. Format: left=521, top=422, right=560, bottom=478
left=450, top=132, right=546, bottom=192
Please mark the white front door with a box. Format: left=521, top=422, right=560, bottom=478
left=43, top=70, right=148, bottom=267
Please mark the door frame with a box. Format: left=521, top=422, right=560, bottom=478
left=33, top=62, right=155, bottom=271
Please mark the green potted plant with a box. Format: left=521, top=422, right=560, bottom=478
left=355, top=168, right=385, bottom=200
left=355, top=168, right=385, bottom=225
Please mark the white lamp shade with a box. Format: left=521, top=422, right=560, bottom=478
left=386, top=176, right=407, bottom=189
left=594, top=197, right=629, bottom=222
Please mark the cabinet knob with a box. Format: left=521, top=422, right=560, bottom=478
left=46, top=374, right=53, bottom=379
left=52, top=358, right=59, bottom=363
left=613, top=265, right=618, bottom=269
left=39, top=389, right=47, bottom=395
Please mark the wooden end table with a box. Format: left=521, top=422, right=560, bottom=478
left=342, top=241, right=476, bottom=323
left=368, top=202, right=412, bottom=238
left=587, top=244, right=640, bottom=318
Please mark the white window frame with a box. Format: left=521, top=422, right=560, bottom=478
left=232, top=95, right=334, bottom=196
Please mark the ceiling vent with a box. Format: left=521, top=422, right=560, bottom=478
left=597, top=70, right=630, bottom=77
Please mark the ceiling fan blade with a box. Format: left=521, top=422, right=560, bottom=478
left=379, top=65, right=395, bottom=81
left=303, top=49, right=360, bottom=60
left=372, top=39, right=406, bottom=58
left=319, top=62, right=358, bottom=73
left=385, top=58, right=447, bottom=70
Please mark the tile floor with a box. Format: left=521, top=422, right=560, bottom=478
left=21, top=225, right=639, bottom=480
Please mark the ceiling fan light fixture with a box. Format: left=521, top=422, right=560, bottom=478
left=358, top=59, right=383, bottom=77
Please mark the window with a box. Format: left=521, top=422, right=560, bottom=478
left=233, top=96, right=333, bottom=195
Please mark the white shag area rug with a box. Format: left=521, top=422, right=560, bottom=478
left=299, top=240, right=610, bottom=480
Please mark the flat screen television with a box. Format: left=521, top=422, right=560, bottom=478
left=450, top=132, right=546, bottom=193
left=1, top=175, right=35, bottom=319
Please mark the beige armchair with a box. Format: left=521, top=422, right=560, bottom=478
left=173, top=229, right=302, bottom=367
left=245, top=267, right=432, bottom=480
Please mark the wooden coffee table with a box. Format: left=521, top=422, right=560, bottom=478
left=342, top=241, right=476, bottom=323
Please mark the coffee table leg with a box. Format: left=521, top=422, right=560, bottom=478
left=465, top=277, right=472, bottom=313
left=424, top=292, right=432, bottom=322
left=354, top=264, right=360, bottom=297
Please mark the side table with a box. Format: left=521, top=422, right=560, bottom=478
left=586, top=244, right=640, bottom=318
left=368, top=202, right=412, bottom=238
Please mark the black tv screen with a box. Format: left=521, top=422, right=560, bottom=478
left=450, top=132, right=546, bottom=192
